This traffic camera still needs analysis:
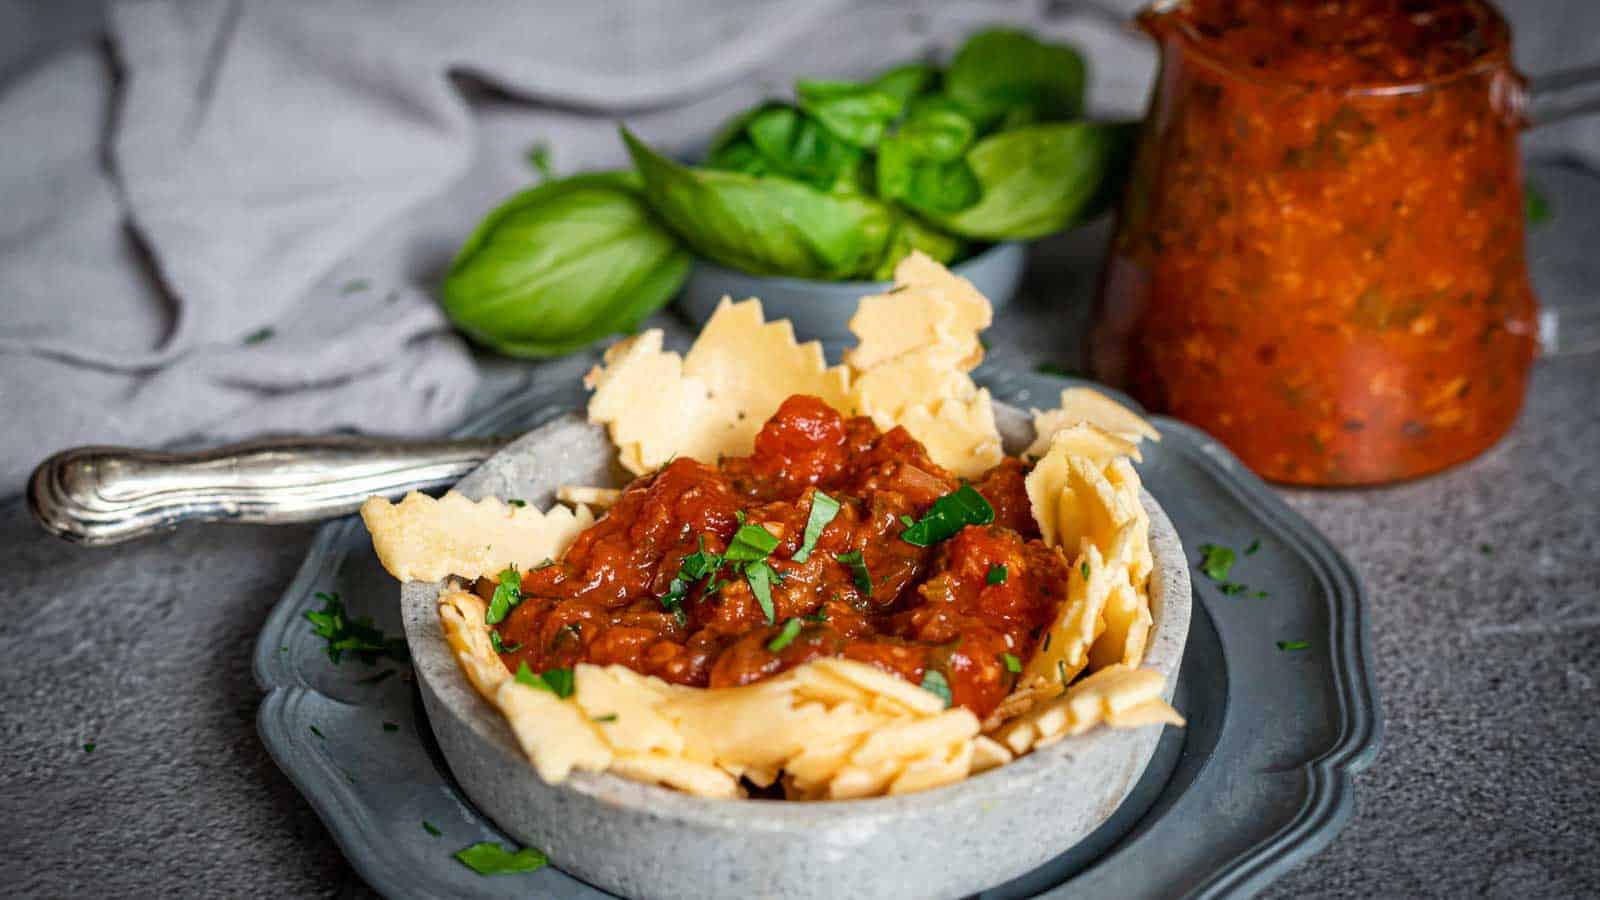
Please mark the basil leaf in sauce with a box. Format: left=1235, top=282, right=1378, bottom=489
left=792, top=491, right=841, bottom=563
left=834, top=550, right=873, bottom=596
left=514, top=662, right=575, bottom=699
left=485, top=565, right=523, bottom=625
left=726, top=522, right=781, bottom=562
left=1001, top=652, right=1022, bottom=674
left=744, top=560, right=778, bottom=624
left=919, top=669, right=952, bottom=708
left=986, top=564, right=1008, bottom=585
left=899, top=485, right=995, bottom=547
left=442, top=171, right=690, bottom=358
left=767, top=617, right=804, bottom=653
left=455, top=841, right=549, bottom=876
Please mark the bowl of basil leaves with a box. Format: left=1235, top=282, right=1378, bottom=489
left=441, top=28, right=1135, bottom=356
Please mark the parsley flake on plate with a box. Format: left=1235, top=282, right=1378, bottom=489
left=304, top=592, right=409, bottom=666
left=899, top=485, right=994, bottom=547
left=242, top=326, right=275, bottom=345
left=919, top=669, right=952, bottom=708
left=455, top=841, right=549, bottom=876
left=1277, top=640, right=1311, bottom=652
left=1197, top=543, right=1236, bottom=582
left=423, top=821, right=441, bottom=837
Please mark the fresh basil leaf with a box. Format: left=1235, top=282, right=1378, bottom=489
left=945, top=29, right=1086, bottom=129
left=443, top=171, right=690, bottom=358
left=744, top=560, right=778, bottom=624
left=1001, top=652, right=1022, bottom=673
left=871, top=63, right=938, bottom=106
left=725, top=523, right=780, bottom=562
left=489, top=631, right=521, bottom=654
left=870, top=212, right=963, bottom=280
left=919, top=669, right=952, bottom=708
left=486, top=565, right=522, bottom=626
left=708, top=105, right=865, bottom=193
left=455, top=841, right=549, bottom=876
left=625, top=128, right=893, bottom=279
left=926, top=122, right=1136, bottom=240
left=987, top=564, right=1008, bottom=585
left=766, top=617, right=804, bottom=653
left=835, top=550, right=872, bottom=596
left=795, top=79, right=903, bottom=148
left=792, top=491, right=841, bottom=563
left=899, top=485, right=995, bottom=547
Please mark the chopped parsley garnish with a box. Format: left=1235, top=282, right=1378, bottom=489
left=515, top=662, right=575, bottom=698
left=725, top=522, right=780, bottom=562
left=805, top=609, right=829, bottom=623
left=455, top=841, right=549, bottom=876
left=309, top=725, right=325, bottom=739
left=792, top=491, right=840, bottom=563
left=899, top=485, right=995, bottom=547
left=919, top=670, right=952, bottom=708
left=1245, top=539, right=1261, bottom=556
left=527, top=143, right=554, bottom=179
left=835, top=550, right=872, bottom=596
left=305, top=592, right=409, bottom=665
left=1219, top=582, right=1249, bottom=596
left=1525, top=183, right=1550, bottom=225
left=986, top=564, right=1008, bottom=585
left=1277, top=640, right=1311, bottom=652
left=489, top=631, right=522, bottom=654
left=1080, top=561, right=1090, bottom=580
left=745, top=560, right=778, bottom=623
left=899, top=514, right=915, bottom=527
left=340, top=278, right=371, bottom=295
left=767, top=618, right=804, bottom=652
left=1042, top=632, right=1052, bottom=652
left=1479, top=543, right=1493, bottom=556
left=591, top=714, right=618, bottom=723
left=1197, top=543, right=1236, bottom=582
left=242, top=326, right=275, bottom=345
left=423, top=821, right=441, bottom=837
left=83, top=742, right=95, bottom=753
left=383, top=722, right=399, bottom=733
left=1001, top=652, right=1022, bottom=673
left=506, top=499, right=527, bottom=508
left=485, top=565, right=523, bottom=625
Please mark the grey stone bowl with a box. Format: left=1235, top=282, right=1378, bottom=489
left=675, top=241, right=1026, bottom=342
left=400, top=402, right=1189, bottom=900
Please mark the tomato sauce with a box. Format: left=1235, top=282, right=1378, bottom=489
left=1093, top=0, right=1538, bottom=485
left=482, top=395, right=1065, bottom=719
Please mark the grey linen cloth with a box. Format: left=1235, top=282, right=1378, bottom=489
left=1, top=0, right=1594, bottom=497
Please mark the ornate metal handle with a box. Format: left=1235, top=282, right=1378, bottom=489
left=28, top=435, right=507, bottom=546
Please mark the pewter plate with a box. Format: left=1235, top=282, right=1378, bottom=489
left=254, top=369, right=1381, bottom=899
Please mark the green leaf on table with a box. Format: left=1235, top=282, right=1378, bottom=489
left=625, top=127, right=893, bottom=279
left=442, top=171, right=690, bottom=358
left=925, top=122, right=1136, bottom=240
left=944, top=28, right=1086, bottom=129
left=455, top=841, right=549, bottom=876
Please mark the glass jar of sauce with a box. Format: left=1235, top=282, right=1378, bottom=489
left=1093, top=0, right=1541, bottom=485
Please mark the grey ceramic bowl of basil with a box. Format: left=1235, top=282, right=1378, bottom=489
left=399, top=401, right=1190, bottom=900
left=676, top=241, right=1026, bottom=341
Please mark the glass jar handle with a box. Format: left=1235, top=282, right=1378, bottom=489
left=1525, top=63, right=1600, bottom=128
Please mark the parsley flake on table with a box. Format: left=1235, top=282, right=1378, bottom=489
left=304, top=592, right=408, bottom=666
left=1246, top=539, right=1261, bottom=555
left=987, top=564, right=1008, bottom=585
left=309, top=725, right=325, bottom=739
left=242, top=326, right=275, bottom=345
left=835, top=550, right=873, bottom=596
left=485, top=566, right=523, bottom=625
left=515, top=662, right=575, bottom=698
left=919, top=670, right=952, bottom=708
left=767, top=617, right=804, bottom=652
left=423, top=821, right=441, bottom=837
left=900, top=485, right=994, bottom=547
left=1197, top=543, right=1236, bottom=582
left=82, top=742, right=95, bottom=753
left=792, top=491, right=840, bottom=563
left=455, top=841, right=549, bottom=876
left=1277, top=640, right=1311, bottom=652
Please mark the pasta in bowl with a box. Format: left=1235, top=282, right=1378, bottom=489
left=369, top=256, right=1191, bottom=899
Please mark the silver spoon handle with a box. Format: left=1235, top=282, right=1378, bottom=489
left=28, top=436, right=506, bottom=546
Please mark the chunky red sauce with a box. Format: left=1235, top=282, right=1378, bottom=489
left=1093, top=0, right=1538, bottom=485
left=482, top=395, right=1062, bottom=719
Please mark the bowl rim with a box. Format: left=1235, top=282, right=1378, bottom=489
left=684, top=240, right=1024, bottom=291
left=401, top=420, right=1191, bottom=828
